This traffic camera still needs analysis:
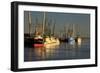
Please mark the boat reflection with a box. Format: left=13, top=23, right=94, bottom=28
left=33, top=44, right=60, bottom=60
left=68, top=41, right=82, bottom=49
left=24, top=39, right=90, bottom=62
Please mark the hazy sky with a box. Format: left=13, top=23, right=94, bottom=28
left=24, top=11, right=90, bottom=37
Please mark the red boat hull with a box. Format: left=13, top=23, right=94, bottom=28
left=33, top=44, right=44, bottom=47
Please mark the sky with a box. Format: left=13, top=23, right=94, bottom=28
left=24, top=11, right=90, bottom=37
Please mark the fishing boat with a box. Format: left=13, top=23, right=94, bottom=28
left=67, top=37, right=75, bottom=45
left=33, top=35, right=60, bottom=47
left=66, top=24, right=82, bottom=45
left=44, top=36, right=60, bottom=45
left=33, top=35, right=44, bottom=47
left=75, top=24, right=82, bottom=45
left=75, top=36, right=82, bottom=45
left=32, top=12, right=60, bottom=48
left=59, top=24, right=75, bottom=44
left=65, top=24, right=75, bottom=45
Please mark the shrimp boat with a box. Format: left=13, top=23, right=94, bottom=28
left=32, top=12, right=60, bottom=47
left=33, top=35, right=60, bottom=47
left=75, top=24, right=82, bottom=45
left=75, top=35, right=82, bottom=45
left=33, top=35, right=44, bottom=47
left=67, top=24, right=82, bottom=45
left=65, top=24, right=75, bottom=44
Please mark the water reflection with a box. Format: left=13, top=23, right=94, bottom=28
left=24, top=39, right=90, bottom=61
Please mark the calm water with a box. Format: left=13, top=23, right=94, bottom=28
left=24, top=39, right=90, bottom=62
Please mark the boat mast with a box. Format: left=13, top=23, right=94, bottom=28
left=52, top=20, right=55, bottom=36
left=72, top=24, right=75, bottom=37
left=42, top=12, right=46, bottom=36
left=47, top=19, right=51, bottom=36
left=49, top=19, right=52, bottom=36
left=34, top=17, right=38, bottom=35
left=64, top=24, right=67, bottom=38
left=77, top=24, right=79, bottom=36
left=28, top=12, right=32, bottom=37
